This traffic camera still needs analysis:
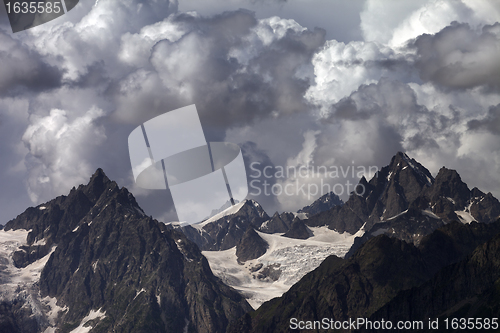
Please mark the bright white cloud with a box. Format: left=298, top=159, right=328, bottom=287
left=22, top=107, right=106, bottom=203
left=305, top=39, right=415, bottom=116
left=361, top=0, right=500, bottom=47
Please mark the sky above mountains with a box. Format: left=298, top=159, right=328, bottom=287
left=0, top=0, right=499, bottom=223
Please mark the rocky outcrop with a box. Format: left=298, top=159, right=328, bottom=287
left=369, top=222, right=500, bottom=331
left=306, top=152, right=500, bottom=254
left=4, top=169, right=126, bottom=268
left=304, top=152, right=435, bottom=234
left=282, top=219, right=312, bottom=240
left=236, top=228, right=268, bottom=262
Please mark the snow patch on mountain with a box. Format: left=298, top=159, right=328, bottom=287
left=197, top=201, right=246, bottom=225
left=384, top=209, right=409, bottom=221
left=69, top=308, right=106, bottom=333
left=421, top=209, right=440, bottom=219
left=0, top=229, right=62, bottom=330
left=42, top=296, right=68, bottom=331
left=203, top=226, right=356, bottom=309
left=371, top=228, right=389, bottom=236
left=455, top=210, right=475, bottom=224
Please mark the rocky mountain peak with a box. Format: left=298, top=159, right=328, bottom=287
left=259, top=211, right=295, bottom=234
left=1, top=168, right=251, bottom=332
left=297, top=191, right=343, bottom=216
left=425, top=167, right=470, bottom=209
left=80, top=168, right=113, bottom=203
left=305, top=152, right=437, bottom=234
left=238, top=199, right=269, bottom=221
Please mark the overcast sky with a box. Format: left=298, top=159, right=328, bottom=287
left=0, top=0, right=499, bottom=223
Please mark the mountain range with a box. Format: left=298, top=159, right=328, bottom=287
left=1, top=152, right=500, bottom=332
left=0, top=170, right=250, bottom=332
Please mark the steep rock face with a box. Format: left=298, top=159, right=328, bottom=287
left=236, top=228, right=269, bottom=262
left=345, top=207, right=445, bottom=258
left=425, top=168, right=469, bottom=205
left=227, top=219, right=500, bottom=333
left=181, top=200, right=269, bottom=251
left=297, top=191, right=343, bottom=216
left=282, top=219, right=312, bottom=240
left=3, top=169, right=251, bottom=333
left=369, top=223, right=500, bottom=331
left=259, top=192, right=342, bottom=236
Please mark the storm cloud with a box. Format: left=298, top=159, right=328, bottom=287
left=413, top=22, right=500, bottom=91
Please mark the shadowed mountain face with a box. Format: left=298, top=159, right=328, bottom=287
left=367, top=228, right=500, bottom=332
left=282, top=219, right=312, bottom=240
left=236, top=228, right=269, bottom=262
left=227, top=219, right=500, bottom=333
left=259, top=211, right=296, bottom=234
left=2, top=169, right=251, bottom=333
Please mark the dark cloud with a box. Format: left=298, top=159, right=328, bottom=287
left=328, top=96, right=372, bottom=121
left=405, top=132, right=440, bottom=151
left=325, top=78, right=426, bottom=122
left=0, top=31, right=62, bottom=96
left=178, top=0, right=363, bottom=42
left=413, top=22, right=500, bottom=91
left=240, top=141, right=280, bottom=212
left=468, top=104, right=500, bottom=135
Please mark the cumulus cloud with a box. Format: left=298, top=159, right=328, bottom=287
left=304, top=39, right=420, bottom=117
left=22, top=107, right=106, bottom=203
left=1, top=0, right=500, bottom=221
left=114, top=11, right=325, bottom=133
left=413, top=22, right=500, bottom=91
left=25, top=0, right=178, bottom=81
left=2, top=3, right=328, bottom=218
left=468, top=104, right=500, bottom=135
left=361, top=0, right=500, bottom=47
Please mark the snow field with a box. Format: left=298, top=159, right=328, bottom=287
left=203, top=226, right=356, bottom=308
